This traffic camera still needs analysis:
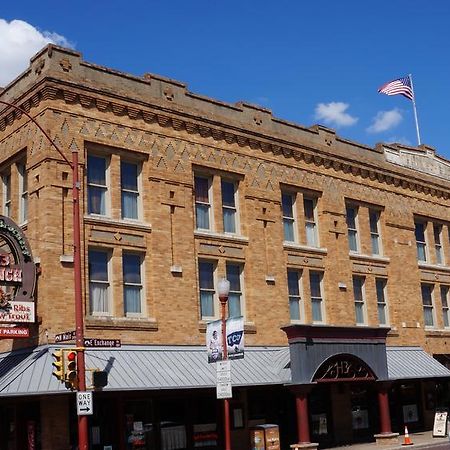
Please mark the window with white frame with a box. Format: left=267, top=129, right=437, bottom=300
left=369, top=209, right=381, bottom=255
left=346, top=206, right=359, bottom=253
left=309, top=271, right=324, bottom=323
left=353, top=276, right=366, bottom=325
left=87, top=155, right=108, bottom=215
left=376, top=278, right=388, bottom=326
left=2, top=172, right=11, bottom=217
left=434, top=224, right=443, bottom=265
left=226, top=262, right=243, bottom=318
left=121, top=161, right=140, bottom=220
left=88, top=249, right=111, bottom=315
left=195, top=176, right=212, bottom=230
left=198, top=260, right=215, bottom=318
left=287, top=269, right=302, bottom=321
left=123, top=253, right=143, bottom=315
left=415, top=221, right=427, bottom=262
left=282, top=192, right=296, bottom=242
left=441, top=286, right=450, bottom=328
left=18, top=163, right=28, bottom=224
left=304, top=197, right=318, bottom=247
left=222, top=179, right=238, bottom=234
left=421, top=283, right=435, bottom=327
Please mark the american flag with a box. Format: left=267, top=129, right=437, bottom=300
left=378, top=76, right=414, bottom=100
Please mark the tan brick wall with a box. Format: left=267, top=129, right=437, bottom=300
left=0, top=46, right=449, bottom=358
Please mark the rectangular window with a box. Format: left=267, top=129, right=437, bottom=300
left=226, top=262, right=243, bottom=318
left=195, top=176, right=211, bottom=230
left=376, top=278, right=388, bottom=325
left=369, top=209, right=381, bottom=255
left=18, top=163, right=28, bottom=224
left=88, top=249, right=110, bottom=315
left=287, top=269, right=302, bottom=321
left=434, top=224, right=443, bottom=265
left=304, top=197, right=318, bottom=247
left=310, top=271, right=324, bottom=323
left=353, top=276, right=366, bottom=325
left=441, top=286, right=450, bottom=328
left=415, top=221, right=427, bottom=262
left=282, top=193, right=296, bottom=242
left=421, top=283, right=435, bottom=327
left=123, top=253, right=143, bottom=315
left=222, top=180, right=238, bottom=234
left=346, top=206, right=359, bottom=252
left=87, top=155, right=108, bottom=215
left=199, top=261, right=215, bottom=318
left=121, top=161, right=139, bottom=220
left=2, top=172, right=11, bottom=217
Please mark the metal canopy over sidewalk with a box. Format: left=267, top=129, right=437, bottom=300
left=0, top=345, right=448, bottom=397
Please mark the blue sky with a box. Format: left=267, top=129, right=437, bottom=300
left=2, top=1, right=450, bottom=160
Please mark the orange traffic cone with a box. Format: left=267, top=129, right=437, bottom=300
left=402, top=425, right=413, bottom=446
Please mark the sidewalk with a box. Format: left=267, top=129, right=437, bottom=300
left=331, top=431, right=449, bottom=450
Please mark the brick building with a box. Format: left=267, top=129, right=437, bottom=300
left=0, top=45, right=450, bottom=449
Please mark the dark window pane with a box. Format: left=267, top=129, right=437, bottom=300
left=89, top=251, right=108, bottom=281
left=221, top=181, right=235, bottom=207
left=199, top=262, right=214, bottom=289
left=310, top=272, right=322, bottom=298
left=288, top=271, right=299, bottom=296
left=88, top=155, right=106, bottom=185
left=226, top=263, right=241, bottom=291
left=123, top=254, right=141, bottom=284
left=195, top=177, right=209, bottom=202
left=282, top=194, right=294, bottom=218
left=303, top=198, right=314, bottom=221
left=121, top=162, right=138, bottom=191
left=415, top=222, right=425, bottom=242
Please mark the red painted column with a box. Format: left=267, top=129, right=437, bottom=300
left=295, top=389, right=311, bottom=444
left=377, top=384, right=392, bottom=434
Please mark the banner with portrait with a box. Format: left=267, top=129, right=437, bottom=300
left=206, top=320, right=223, bottom=363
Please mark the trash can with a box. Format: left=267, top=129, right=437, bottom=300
left=250, top=424, right=280, bottom=450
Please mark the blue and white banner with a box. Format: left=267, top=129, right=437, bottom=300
left=226, top=316, right=244, bottom=360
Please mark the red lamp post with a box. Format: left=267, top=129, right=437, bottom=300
left=0, top=100, right=89, bottom=449
left=218, top=277, right=231, bottom=450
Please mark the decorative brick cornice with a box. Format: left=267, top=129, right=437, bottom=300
left=1, top=83, right=449, bottom=201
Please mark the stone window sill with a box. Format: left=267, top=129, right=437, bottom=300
left=86, top=316, right=158, bottom=331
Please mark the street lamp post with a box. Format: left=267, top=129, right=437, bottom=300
left=218, top=278, right=231, bottom=450
left=0, top=100, right=89, bottom=449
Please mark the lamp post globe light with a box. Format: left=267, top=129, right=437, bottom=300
left=217, top=277, right=231, bottom=450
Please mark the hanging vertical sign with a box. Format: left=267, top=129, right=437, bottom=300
left=206, top=320, right=223, bottom=363
left=226, top=316, right=244, bottom=360
left=0, top=216, right=36, bottom=326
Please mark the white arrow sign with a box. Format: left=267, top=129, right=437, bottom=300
left=76, top=391, right=93, bottom=416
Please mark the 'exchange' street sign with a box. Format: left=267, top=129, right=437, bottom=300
left=83, top=338, right=121, bottom=348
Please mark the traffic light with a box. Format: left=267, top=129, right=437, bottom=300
left=92, top=370, right=108, bottom=388
left=51, top=348, right=65, bottom=382
left=64, top=349, right=78, bottom=390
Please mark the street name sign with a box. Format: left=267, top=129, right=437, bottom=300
left=83, top=338, right=121, bottom=348
left=55, top=330, right=76, bottom=343
left=76, top=391, right=93, bottom=416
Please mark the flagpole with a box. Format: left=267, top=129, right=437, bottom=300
left=409, top=74, right=421, bottom=146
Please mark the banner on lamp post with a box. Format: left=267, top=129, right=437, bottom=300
left=226, top=316, right=244, bottom=360
left=206, top=319, right=223, bottom=363
left=206, top=316, right=244, bottom=363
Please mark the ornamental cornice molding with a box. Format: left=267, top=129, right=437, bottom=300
left=0, top=83, right=449, bottom=201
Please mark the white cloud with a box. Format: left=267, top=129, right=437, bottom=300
left=367, top=109, right=402, bottom=133
left=0, top=18, right=72, bottom=86
left=314, top=102, right=358, bottom=128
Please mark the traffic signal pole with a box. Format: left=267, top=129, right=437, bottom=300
left=0, top=100, right=89, bottom=449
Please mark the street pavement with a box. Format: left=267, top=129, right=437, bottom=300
left=331, top=431, right=450, bottom=450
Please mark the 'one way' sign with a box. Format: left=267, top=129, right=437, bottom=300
left=76, top=391, right=93, bottom=416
